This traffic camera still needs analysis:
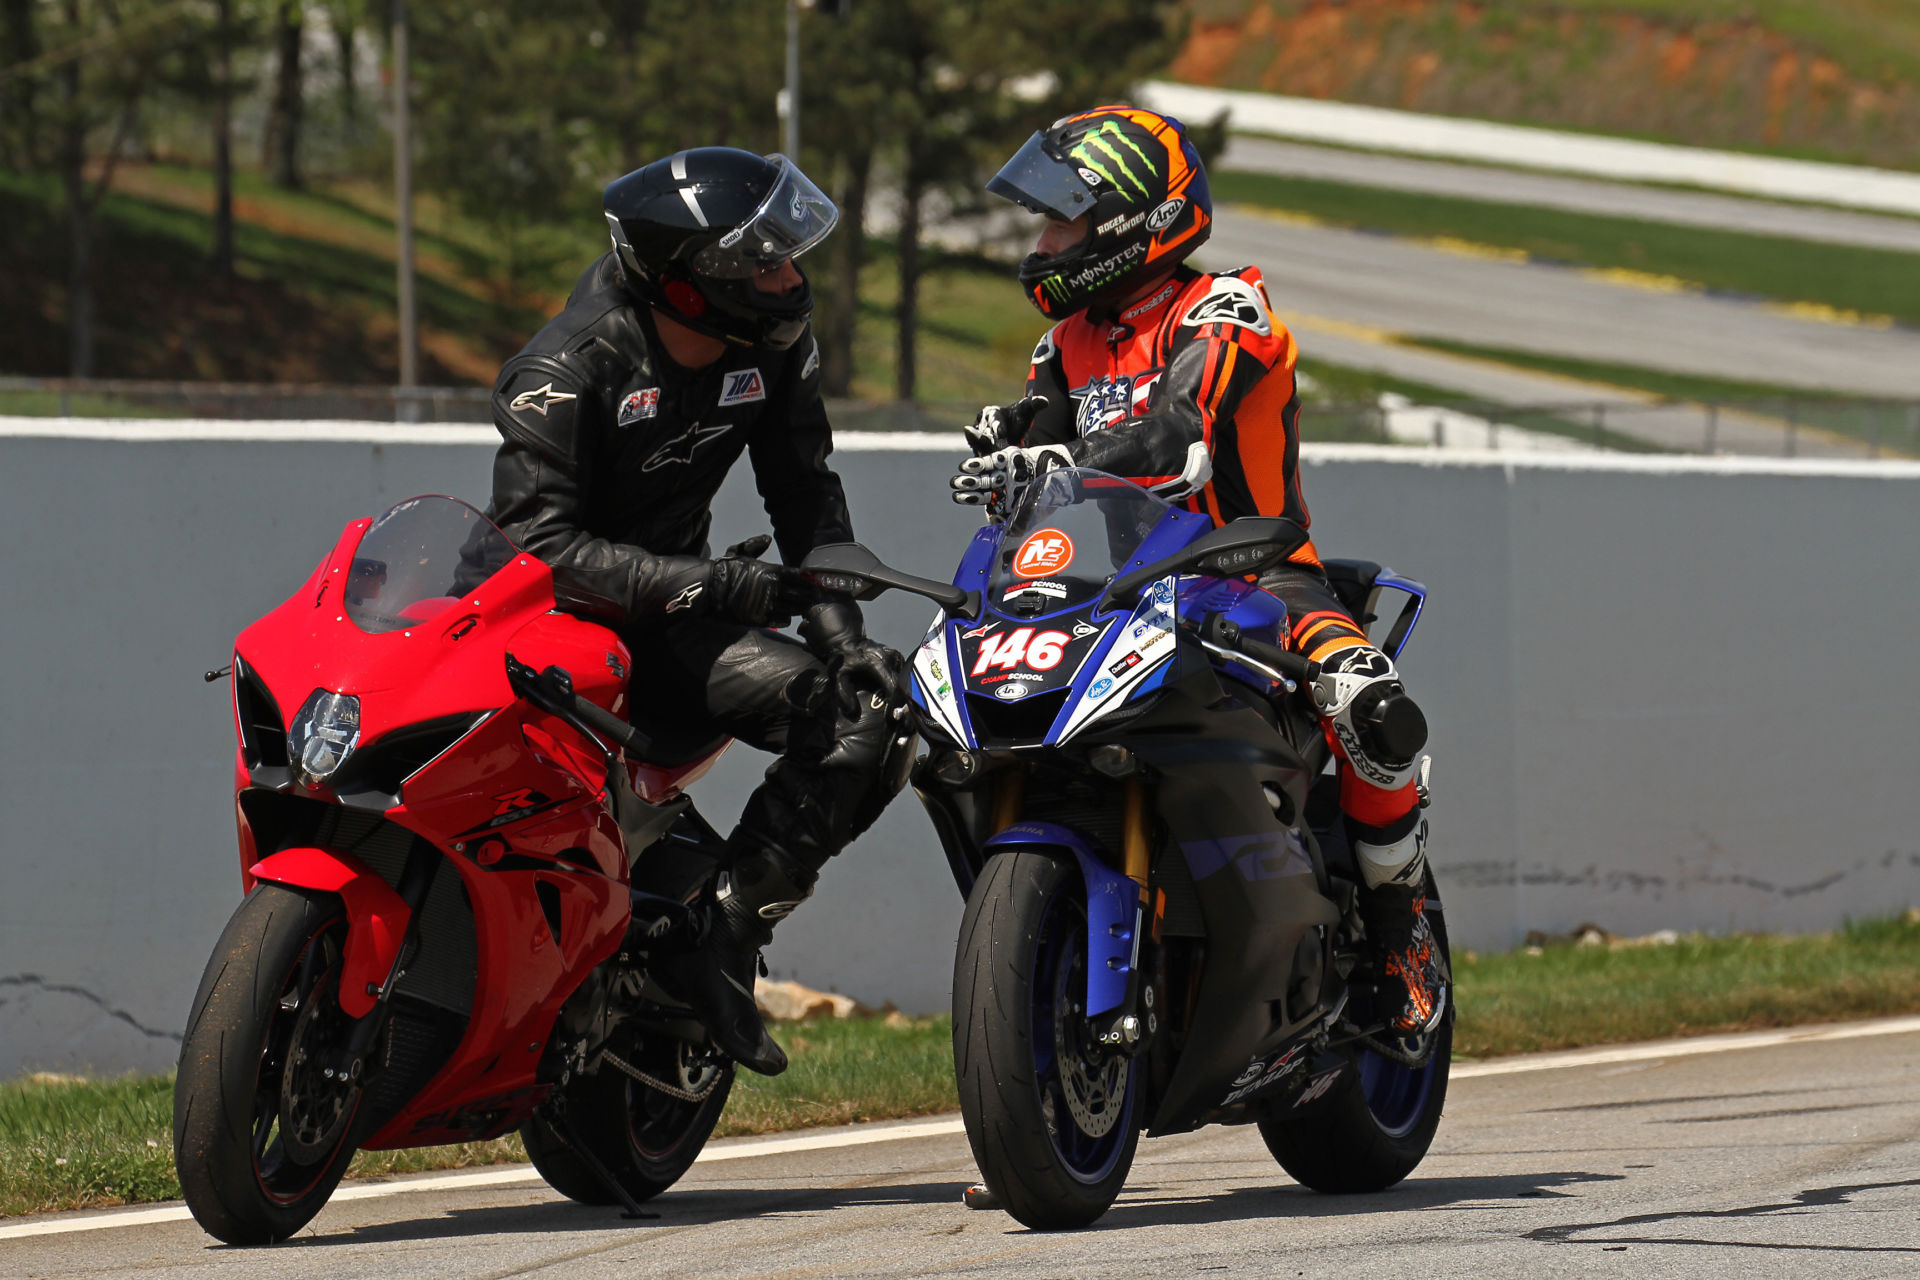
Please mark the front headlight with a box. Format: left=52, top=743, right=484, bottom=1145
left=287, top=689, right=361, bottom=790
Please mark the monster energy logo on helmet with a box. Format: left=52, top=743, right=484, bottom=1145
left=1068, top=120, right=1157, bottom=200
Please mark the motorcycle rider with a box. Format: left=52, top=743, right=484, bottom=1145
left=485, top=148, right=908, bottom=1076
left=950, top=107, right=1441, bottom=1036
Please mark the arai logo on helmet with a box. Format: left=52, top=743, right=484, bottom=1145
left=993, top=681, right=1030, bottom=701
left=1145, top=197, right=1185, bottom=234
left=1011, top=530, right=1074, bottom=579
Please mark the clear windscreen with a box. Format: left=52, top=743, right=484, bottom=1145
left=989, top=469, right=1175, bottom=612
left=690, top=155, right=839, bottom=279
left=343, top=496, right=519, bottom=635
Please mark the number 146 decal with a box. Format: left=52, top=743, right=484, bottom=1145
left=972, top=627, right=1070, bottom=675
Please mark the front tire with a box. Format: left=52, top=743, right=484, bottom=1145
left=521, top=1038, right=733, bottom=1207
left=954, top=851, right=1140, bottom=1230
left=173, top=885, right=365, bottom=1244
left=1257, top=878, right=1452, bottom=1193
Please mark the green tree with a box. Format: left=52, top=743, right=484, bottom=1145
left=7, top=0, right=208, bottom=375
left=806, top=0, right=1184, bottom=403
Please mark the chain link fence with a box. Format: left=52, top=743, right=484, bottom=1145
left=3, top=377, right=1915, bottom=459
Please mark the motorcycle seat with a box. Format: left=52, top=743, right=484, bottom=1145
left=1321, top=558, right=1385, bottom=628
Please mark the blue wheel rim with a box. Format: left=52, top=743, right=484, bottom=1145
left=1030, top=880, right=1135, bottom=1183
left=1357, top=1048, right=1435, bottom=1139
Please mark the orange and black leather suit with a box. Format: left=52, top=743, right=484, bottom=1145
left=1011, top=263, right=1419, bottom=839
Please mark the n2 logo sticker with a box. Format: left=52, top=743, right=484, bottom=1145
left=1011, top=530, right=1073, bottom=578
left=972, top=627, right=1070, bottom=675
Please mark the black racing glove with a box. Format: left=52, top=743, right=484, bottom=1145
left=799, top=598, right=908, bottom=716
left=690, top=534, right=819, bottom=627
left=962, top=395, right=1050, bottom=457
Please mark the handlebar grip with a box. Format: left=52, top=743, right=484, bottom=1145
left=1201, top=614, right=1320, bottom=684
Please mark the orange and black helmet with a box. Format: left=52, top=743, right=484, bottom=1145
left=987, top=105, right=1212, bottom=320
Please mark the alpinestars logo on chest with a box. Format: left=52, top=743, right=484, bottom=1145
left=642, top=422, right=732, bottom=471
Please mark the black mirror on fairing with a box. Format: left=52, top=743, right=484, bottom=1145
left=1102, top=516, right=1306, bottom=609
left=802, top=542, right=975, bottom=614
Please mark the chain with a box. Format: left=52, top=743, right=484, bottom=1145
left=592, top=1048, right=722, bottom=1104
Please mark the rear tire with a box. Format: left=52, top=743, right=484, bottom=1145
left=521, top=1039, right=733, bottom=1207
left=954, top=851, right=1140, bottom=1230
left=173, top=885, right=365, bottom=1244
left=1257, top=876, right=1452, bottom=1193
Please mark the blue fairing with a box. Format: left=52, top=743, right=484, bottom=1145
left=985, top=822, right=1137, bottom=1017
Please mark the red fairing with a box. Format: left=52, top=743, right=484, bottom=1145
left=250, top=847, right=411, bottom=1019
left=219, top=496, right=729, bottom=1150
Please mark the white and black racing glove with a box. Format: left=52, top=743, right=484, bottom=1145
left=949, top=442, right=1075, bottom=516
left=962, top=395, right=1049, bottom=457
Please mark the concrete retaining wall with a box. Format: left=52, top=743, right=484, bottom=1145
left=2, top=420, right=1914, bottom=1075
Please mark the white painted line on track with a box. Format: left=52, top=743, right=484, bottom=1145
left=1454, top=1013, right=1920, bottom=1078
left=0, top=1116, right=968, bottom=1241
left=4, top=1019, right=1916, bottom=1242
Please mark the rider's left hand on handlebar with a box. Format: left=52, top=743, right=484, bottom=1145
left=800, top=599, right=908, bottom=716
left=949, top=442, right=1075, bottom=513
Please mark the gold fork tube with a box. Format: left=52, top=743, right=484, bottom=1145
left=991, top=764, right=1025, bottom=834
left=1123, top=776, right=1150, bottom=889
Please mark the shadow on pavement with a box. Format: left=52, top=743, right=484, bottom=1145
left=275, top=1179, right=972, bottom=1248
left=1083, top=1169, right=1627, bottom=1231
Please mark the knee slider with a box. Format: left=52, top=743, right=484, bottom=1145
left=1313, top=650, right=1427, bottom=789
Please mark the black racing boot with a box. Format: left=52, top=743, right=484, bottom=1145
left=655, top=843, right=816, bottom=1076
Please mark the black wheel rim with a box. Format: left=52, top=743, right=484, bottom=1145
left=1029, top=880, right=1135, bottom=1184
left=250, top=919, right=362, bottom=1204
left=627, top=1043, right=725, bottom=1164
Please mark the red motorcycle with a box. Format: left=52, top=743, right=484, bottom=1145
left=174, top=495, right=744, bottom=1244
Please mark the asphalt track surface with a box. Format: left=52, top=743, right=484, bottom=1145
left=1198, top=208, right=1920, bottom=399
left=5, top=1018, right=1917, bottom=1279
left=1218, top=137, right=1920, bottom=256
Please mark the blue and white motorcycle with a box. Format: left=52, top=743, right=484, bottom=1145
left=802, top=467, right=1450, bottom=1229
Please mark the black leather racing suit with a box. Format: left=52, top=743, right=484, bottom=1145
left=485, top=253, right=894, bottom=873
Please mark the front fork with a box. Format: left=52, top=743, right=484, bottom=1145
left=991, top=769, right=1161, bottom=1059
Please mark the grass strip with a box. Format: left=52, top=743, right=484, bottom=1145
left=1211, top=169, right=1920, bottom=329
left=1453, top=914, right=1920, bottom=1058
left=7, top=916, right=1917, bottom=1218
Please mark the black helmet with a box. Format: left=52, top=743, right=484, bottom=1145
left=988, top=105, right=1212, bottom=320
left=603, top=148, right=838, bottom=350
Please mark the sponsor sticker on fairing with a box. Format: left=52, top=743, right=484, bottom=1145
left=1011, top=531, right=1074, bottom=578
left=1089, top=677, right=1114, bottom=700
left=993, top=682, right=1030, bottom=701
left=718, top=368, right=767, bottom=406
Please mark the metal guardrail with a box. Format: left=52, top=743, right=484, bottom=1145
left=2, top=377, right=1916, bottom=459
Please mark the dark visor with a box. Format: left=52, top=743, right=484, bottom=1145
left=986, top=131, right=1099, bottom=221
left=690, top=155, right=839, bottom=279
